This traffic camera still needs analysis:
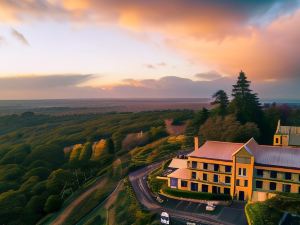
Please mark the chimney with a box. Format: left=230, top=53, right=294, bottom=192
left=276, top=120, right=281, bottom=133
left=194, top=136, right=199, bottom=151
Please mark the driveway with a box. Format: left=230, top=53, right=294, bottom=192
left=129, top=165, right=247, bottom=225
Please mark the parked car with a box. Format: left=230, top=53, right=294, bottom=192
left=206, top=203, right=216, bottom=211
left=156, top=196, right=164, bottom=203
left=160, top=211, right=170, bottom=224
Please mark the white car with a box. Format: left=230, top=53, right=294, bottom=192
left=160, top=211, right=170, bottom=224
left=206, top=203, right=216, bottom=211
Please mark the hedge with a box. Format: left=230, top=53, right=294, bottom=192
left=162, top=187, right=232, bottom=201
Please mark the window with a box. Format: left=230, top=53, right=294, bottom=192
left=256, top=169, right=263, bottom=177
left=191, top=182, right=198, bottom=191
left=192, top=172, right=197, bottom=179
left=269, top=182, right=276, bottom=191
left=202, top=184, right=208, bottom=192
left=283, top=184, right=291, bottom=193
left=275, top=137, right=280, bottom=144
left=181, top=180, right=188, bottom=187
left=225, top=166, right=232, bottom=173
left=236, top=179, right=240, bottom=186
left=191, top=161, right=197, bottom=169
left=170, top=178, right=178, bottom=188
left=256, top=180, right=263, bottom=189
left=214, top=164, right=219, bottom=172
left=285, top=172, right=292, bottom=180
left=238, top=168, right=246, bottom=176
left=212, top=186, right=220, bottom=194
left=270, top=171, right=277, bottom=179
left=244, top=180, right=248, bottom=187
left=203, top=163, right=208, bottom=170
left=213, top=174, right=219, bottom=182
left=203, top=173, right=207, bottom=181
left=224, top=188, right=230, bottom=195
left=225, top=176, right=231, bottom=184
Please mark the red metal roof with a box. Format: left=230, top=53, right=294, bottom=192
left=188, top=141, right=244, bottom=161
left=167, top=168, right=190, bottom=179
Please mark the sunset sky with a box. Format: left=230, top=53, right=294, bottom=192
left=1, top=0, right=300, bottom=99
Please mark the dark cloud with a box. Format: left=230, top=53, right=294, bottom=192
left=1, top=75, right=300, bottom=99
left=157, top=62, right=166, bottom=66
left=144, top=64, right=155, bottom=69
left=144, top=62, right=167, bottom=69
left=195, top=71, right=223, bottom=81
left=106, top=76, right=234, bottom=98
left=0, top=74, right=93, bottom=90
left=1, top=1, right=298, bottom=39
left=11, top=28, right=30, bottom=46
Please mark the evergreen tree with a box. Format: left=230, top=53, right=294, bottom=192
left=230, top=71, right=262, bottom=124
left=184, top=108, right=209, bottom=147
left=105, top=138, right=115, bottom=154
left=212, top=90, right=229, bottom=116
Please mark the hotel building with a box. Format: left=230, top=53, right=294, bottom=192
left=273, top=120, right=300, bottom=147
left=166, top=137, right=300, bottom=201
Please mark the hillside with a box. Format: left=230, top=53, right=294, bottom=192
left=0, top=110, right=192, bottom=225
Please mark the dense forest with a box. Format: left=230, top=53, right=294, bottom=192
left=1, top=71, right=300, bottom=224
left=0, top=110, right=191, bottom=225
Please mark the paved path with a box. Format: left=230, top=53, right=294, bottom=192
left=129, top=164, right=247, bottom=225
left=51, top=177, right=108, bottom=225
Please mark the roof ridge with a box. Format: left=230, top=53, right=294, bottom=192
left=205, top=140, right=244, bottom=144
left=258, top=143, right=300, bottom=150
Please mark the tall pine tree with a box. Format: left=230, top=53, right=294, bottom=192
left=231, top=71, right=262, bottom=124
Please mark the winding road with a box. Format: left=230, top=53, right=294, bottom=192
left=129, top=164, right=247, bottom=225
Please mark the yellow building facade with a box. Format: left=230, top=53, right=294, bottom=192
left=167, top=138, right=300, bottom=202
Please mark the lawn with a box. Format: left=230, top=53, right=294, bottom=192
left=245, top=193, right=300, bottom=225
left=246, top=202, right=283, bottom=225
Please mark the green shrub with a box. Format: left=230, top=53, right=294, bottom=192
left=163, top=187, right=232, bottom=201
left=148, top=178, right=165, bottom=193
left=44, top=195, right=62, bottom=213
left=246, top=202, right=283, bottom=225
left=266, top=194, right=300, bottom=214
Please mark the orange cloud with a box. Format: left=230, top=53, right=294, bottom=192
left=62, top=0, right=90, bottom=11
left=166, top=10, right=300, bottom=80
left=119, top=9, right=141, bottom=30
left=0, top=0, right=300, bottom=80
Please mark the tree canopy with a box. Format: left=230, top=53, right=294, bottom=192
left=212, top=90, right=229, bottom=116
